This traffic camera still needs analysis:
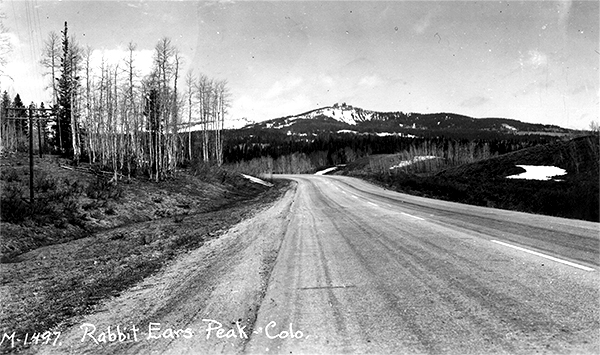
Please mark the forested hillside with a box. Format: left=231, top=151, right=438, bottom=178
left=245, top=103, right=575, bottom=136
left=223, top=130, right=561, bottom=175
left=339, top=134, right=599, bottom=222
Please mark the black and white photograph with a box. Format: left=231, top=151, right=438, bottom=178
left=0, top=0, right=599, bottom=354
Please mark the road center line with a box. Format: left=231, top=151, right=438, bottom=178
left=367, top=202, right=378, bottom=207
left=351, top=195, right=358, bottom=199
left=491, top=240, right=595, bottom=272
left=401, top=212, right=424, bottom=221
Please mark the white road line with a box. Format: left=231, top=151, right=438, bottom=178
left=351, top=195, right=358, bottom=199
left=401, top=212, right=424, bottom=221
left=368, top=202, right=378, bottom=207
left=491, top=240, right=595, bottom=272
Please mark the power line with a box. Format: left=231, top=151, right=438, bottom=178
left=7, top=0, right=45, bottom=104
left=25, top=0, right=44, bottom=102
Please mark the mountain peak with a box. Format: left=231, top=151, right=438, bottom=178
left=290, top=103, right=374, bottom=125
left=243, top=103, right=573, bottom=136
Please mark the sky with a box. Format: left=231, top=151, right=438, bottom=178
left=1, top=0, right=598, bottom=129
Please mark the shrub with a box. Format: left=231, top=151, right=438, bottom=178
left=34, top=171, right=57, bottom=192
left=1, top=168, right=20, bottom=183
left=1, top=172, right=85, bottom=225
left=86, top=176, right=123, bottom=200
left=0, top=184, right=29, bottom=223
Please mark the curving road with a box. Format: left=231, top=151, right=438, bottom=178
left=244, top=174, right=599, bottom=354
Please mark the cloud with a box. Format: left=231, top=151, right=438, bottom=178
left=557, top=0, right=572, bottom=28
left=519, top=50, right=548, bottom=70
left=319, top=75, right=334, bottom=87
left=413, top=11, right=435, bottom=34
left=358, top=75, right=384, bottom=87
left=528, top=50, right=548, bottom=68
left=2, top=32, right=47, bottom=101
left=264, top=77, right=303, bottom=99
left=570, top=84, right=588, bottom=95
left=200, top=0, right=236, bottom=9
left=517, top=79, right=555, bottom=96
left=460, top=96, right=489, bottom=107
left=230, top=93, right=311, bottom=122
left=89, top=48, right=154, bottom=77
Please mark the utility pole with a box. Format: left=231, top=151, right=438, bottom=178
left=6, top=106, right=57, bottom=206
left=37, top=113, right=43, bottom=158
left=28, top=105, right=34, bottom=204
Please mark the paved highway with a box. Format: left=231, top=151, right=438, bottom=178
left=245, top=174, right=599, bottom=354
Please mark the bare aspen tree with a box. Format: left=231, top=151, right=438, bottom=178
left=113, top=63, right=120, bottom=180
left=170, top=50, right=181, bottom=171
left=37, top=27, right=232, bottom=179
left=150, top=37, right=176, bottom=180
left=82, top=46, right=95, bottom=162
left=40, top=31, right=60, bottom=107
left=125, top=41, right=137, bottom=177
left=68, top=36, right=83, bottom=162
left=195, top=74, right=212, bottom=162
left=215, top=79, right=230, bottom=166
left=185, top=70, right=195, bottom=161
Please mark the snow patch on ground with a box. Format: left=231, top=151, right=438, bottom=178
left=241, top=174, right=274, bottom=187
left=337, top=129, right=358, bottom=134
left=389, top=156, right=438, bottom=170
left=506, top=165, right=566, bottom=181
left=315, top=167, right=338, bottom=175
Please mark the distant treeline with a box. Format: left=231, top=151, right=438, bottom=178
left=223, top=133, right=558, bottom=174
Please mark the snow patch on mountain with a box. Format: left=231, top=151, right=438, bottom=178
left=292, top=104, right=375, bottom=125
left=273, top=121, right=295, bottom=129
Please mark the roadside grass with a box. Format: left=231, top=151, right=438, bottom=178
left=0, top=153, right=291, bottom=353
left=362, top=172, right=599, bottom=222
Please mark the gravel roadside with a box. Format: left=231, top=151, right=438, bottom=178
left=27, top=181, right=296, bottom=355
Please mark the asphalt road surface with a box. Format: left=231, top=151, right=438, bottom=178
left=244, top=174, right=599, bottom=354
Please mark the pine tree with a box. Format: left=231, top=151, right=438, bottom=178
left=10, top=94, right=28, bottom=151
left=56, top=22, right=72, bottom=154
left=1, top=90, right=9, bottom=121
left=12, top=93, right=25, bottom=132
left=0, top=90, right=13, bottom=151
left=38, top=102, right=48, bottom=153
left=55, top=21, right=81, bottom=157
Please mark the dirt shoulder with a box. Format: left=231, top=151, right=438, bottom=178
left=0, top=153, right=293, bottom=354
left=23, top=180, right=296, bottom=355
